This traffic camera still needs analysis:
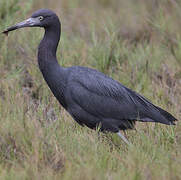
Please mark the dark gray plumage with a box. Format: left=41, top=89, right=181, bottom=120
left=3, top=9, right=177, bottom=144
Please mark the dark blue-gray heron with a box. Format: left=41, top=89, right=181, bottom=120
left=3, top=9, right=177, bottom=144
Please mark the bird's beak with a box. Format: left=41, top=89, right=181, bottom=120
left=2, top=17, right=39, bottom=35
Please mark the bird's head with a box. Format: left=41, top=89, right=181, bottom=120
left=2, top=9, right=59, bottom=35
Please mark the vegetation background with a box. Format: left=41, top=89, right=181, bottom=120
left=0, top=0, right=181, bottom=179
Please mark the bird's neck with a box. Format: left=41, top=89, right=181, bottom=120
left=37, top=22, right=67, bottom=108
left=38, top=24, right=61, bottom=71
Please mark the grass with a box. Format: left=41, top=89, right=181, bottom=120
left=0, top=0, right=181, bottom=179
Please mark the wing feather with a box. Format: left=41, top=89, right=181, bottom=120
left=66, top=66, right=176, bottom=124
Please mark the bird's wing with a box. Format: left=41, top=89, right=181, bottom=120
left=67, top=67, right=175, bottom=124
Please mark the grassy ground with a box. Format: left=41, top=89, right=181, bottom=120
left=0, top=0, right=181, bottom=179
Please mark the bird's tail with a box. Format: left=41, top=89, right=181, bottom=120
left=155, top=105, right=177, bottom=125
left=134, top=91, right=178, bottom=125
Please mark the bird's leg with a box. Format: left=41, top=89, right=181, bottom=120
left=117, top=131, right=130, bottom=145
left=123, top=130, right=128, bottom=138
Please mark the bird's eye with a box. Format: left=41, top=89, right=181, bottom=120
left=39, top=16, right=44, bottom=21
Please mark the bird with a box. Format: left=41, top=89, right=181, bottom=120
left=2, top=9, right=177, bottom=144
